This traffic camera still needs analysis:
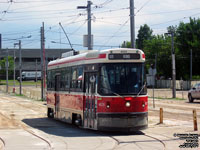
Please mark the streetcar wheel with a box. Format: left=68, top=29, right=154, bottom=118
left=47, top=108, right=54, bottom=118
left=188, top=94, right=194, bottom=103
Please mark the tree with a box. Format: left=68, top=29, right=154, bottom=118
left=121, top=41, right=131, bottom=48
left=136, top=24, right=153, bottom=49
left=143, top=35, right=172, bottom=78
left=176, top=17, right=200, bottom=79
left=0, top=56, right=14, bottom=79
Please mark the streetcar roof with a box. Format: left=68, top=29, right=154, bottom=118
left=48, top=48, right=145, bottom=69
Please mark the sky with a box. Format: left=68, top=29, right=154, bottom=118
left=0, top=0, right=200, bottom=51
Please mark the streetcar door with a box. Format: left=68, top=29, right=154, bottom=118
left=55, top=75, right=60, bottom=118
left=84, top=72, right=97, bottom=129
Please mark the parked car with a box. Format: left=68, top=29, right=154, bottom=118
left=188, top=83, right=200, bottom=102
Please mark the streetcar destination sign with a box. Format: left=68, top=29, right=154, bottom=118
left=108, top=53, right=140, bottom=60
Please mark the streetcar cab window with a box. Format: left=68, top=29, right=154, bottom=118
left=99, top=63, right=146, bottom=96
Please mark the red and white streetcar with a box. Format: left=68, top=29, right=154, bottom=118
left=46, top=48, right=148, bottom=131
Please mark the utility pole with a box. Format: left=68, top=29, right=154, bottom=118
left=35, top=59, right=38, bottom=88
left=165, top=31, right=176, bottom=98
left=6, top=48, right=8, bottom=93
left=77, top=1, right=93, bottom=50
left=0, top=34, right=2, bottom=49
left=19, top=40, right=22, bottom=95
left=13, top=48, right=15, bottom=93
left=190, top=49, right=192, bottom=88
left=130, top=0, right=136, bottom=48
left=40, top=22, right=45, bottom=100
left=171, top=32, right=176, bottom=98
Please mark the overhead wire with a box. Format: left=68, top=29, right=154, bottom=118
left=0, top=1, right=12, bottom=20
left=98, top=18, right=130, bottom=50
left=135, top=0, right=152, bottom=15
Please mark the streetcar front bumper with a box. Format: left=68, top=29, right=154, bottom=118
left=97, top=112, right=148, bottom=131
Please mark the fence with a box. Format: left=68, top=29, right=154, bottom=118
left=155, top=80, right=200, bottom=90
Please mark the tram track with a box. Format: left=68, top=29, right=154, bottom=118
left=105, top=133, right=166, bottom=150
left=0, top=109, right=53, bottom=150
left=0, top=137, right=5, bottom=150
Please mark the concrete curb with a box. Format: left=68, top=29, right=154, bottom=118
left=0, top=85, right=41, bottom=100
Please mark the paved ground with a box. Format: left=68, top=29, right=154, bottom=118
left=0, top=89, right=200, bottom=150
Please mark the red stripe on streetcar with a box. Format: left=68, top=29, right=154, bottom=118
left=48, top=53, right=107, bottom=67
left=142, top=54, right=145, bottom=59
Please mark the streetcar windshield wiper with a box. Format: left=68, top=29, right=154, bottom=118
left=134, top=82, right=146, bottom=98
left=100, top=86, right=124, bottom=98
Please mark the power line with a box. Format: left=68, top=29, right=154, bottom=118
left=93, top=0, right=113, bottom=9
left=137, top=7, right=200, bottom=16
left=135, top=0, right=152, bottom=15
left=1, top=2, right=12, bottom=20
left=149, top=12, right=200, bottom=27
left=8, top=1, right=67, bottom=12
left=98, top=18, right=130, bottom=50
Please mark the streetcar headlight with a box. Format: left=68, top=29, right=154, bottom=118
left=106, top=102, right=110, bottom=109
left=142, top=102, right=146, bottom=108
left=142, top=103, right=145, bottom=108
left=125, top=101, right=131, bottom=107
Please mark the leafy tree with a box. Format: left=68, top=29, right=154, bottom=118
left=176, top=17, right=200, bottom=79
left=0, top=56, right=14, bottom=78
left=136, top=24, right=153, bottom=49
left=143, top=35, right=172, bottom=78
left=121, top=18, right=200, bottom=80
left=121, top=41, right=132, bottom=48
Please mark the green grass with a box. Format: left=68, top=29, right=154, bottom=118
left=0, top=80, right=41, bottom=86
left=15, top=93, right=24, bottom=97
left=149, top=97, right=185, bottom=100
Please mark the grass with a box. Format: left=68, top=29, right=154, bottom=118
left=149, top=96, right=185, bottom=100
left=0, top=80, right=41, bottom=86
left=15, top=93, right=24, bottom=97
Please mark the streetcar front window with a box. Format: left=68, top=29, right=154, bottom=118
left=99, top=63, right=146, bottom=96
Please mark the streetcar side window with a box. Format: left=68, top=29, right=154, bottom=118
left=65, top=68, right=71, bottom=90
left=47, top=70, right=51, bottom=91
left=47, top=70, right=56, bottom=91
left=70, top=66, right=83, bottom=92
left=60, top=69, right=65, bottom=91
left=71, top=67, right=77, bottom=88
left=77, top=67, right=83, bottom=89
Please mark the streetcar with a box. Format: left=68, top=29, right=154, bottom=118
left=46, top=48, right=148, bottom=131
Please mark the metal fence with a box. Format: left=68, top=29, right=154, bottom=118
left=155, top=80, right=200, bottom=90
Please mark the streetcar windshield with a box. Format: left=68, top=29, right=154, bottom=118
left=99, top=63, right=146, bottom=96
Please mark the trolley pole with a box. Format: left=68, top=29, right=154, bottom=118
left=130, top=0, right=136, bottom=48
left=77, top=1, right=93, bottom=50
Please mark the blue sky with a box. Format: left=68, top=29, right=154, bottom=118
left=0, top=0, right=200, bottom=51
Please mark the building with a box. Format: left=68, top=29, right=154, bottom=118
left=0, top=48, right=72, bottom=79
